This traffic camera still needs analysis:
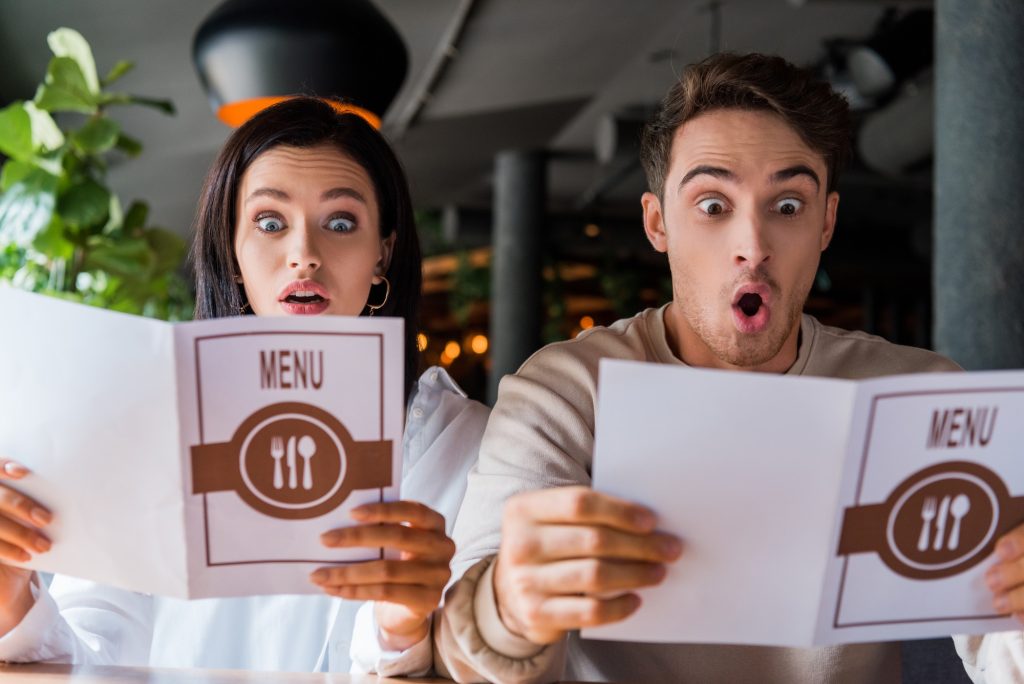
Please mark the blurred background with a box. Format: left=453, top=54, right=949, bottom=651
left=0, top=0, right=1019, bottom=410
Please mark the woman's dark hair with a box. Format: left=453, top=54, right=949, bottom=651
left=190, top=97, right=422, bottom=391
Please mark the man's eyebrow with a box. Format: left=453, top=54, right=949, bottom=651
left=321, top=187, right=367, bottom=203
left=245, top=187, right=289, bottom=203
left=678, top=165, right=737, bottom=192
left=771, top=165, right=820, bottom=190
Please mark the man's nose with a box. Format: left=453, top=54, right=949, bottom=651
left=733, top=212, right=772, bottom=267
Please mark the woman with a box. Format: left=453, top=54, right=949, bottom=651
left=0, top=97, right=487, bottom=675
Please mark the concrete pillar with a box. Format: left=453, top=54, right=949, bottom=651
left=488, top=150, right=546, bottom=404
left=934, top=0, right=1024, bottom=369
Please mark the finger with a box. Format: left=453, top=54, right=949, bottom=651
left=506, top=486, right=658, bottom=534
left=351, top=501, right=446, bottom=532
left=321, top=525, right=455, bottom=559
left=0, top=539, right=31, bottom=564
left=533, top=593, right=642, bottom=633
left=311, top=560, right=450, bottom=589
left=319, top=583, right=440, bottom=614
left=0, top=486, right=52, bottom=529
left=0, top=460, right=30, bottom=481
left=528, top=558, right=666, bottom=595
left=986, top=559, right=1024, bottom=594
left=0, top=516, right=49, bottom=558
left=993, top=581, right=1024, bottom=615
left=996, top=529, right=1024, bottom=562
left=513, top=523, right=682, bottom=564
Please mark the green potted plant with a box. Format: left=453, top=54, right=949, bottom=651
left=0, top=27, right=191, bottom=320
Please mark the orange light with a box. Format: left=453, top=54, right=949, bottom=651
left=416, top=333, right=428, bottom=352
left=443, top=341, right=462, bottom=360
left=470, top=334, right=489, bottom=354
left=580, top=316, right=595, bottom=330
left=440, top=352, right=452, bottom=366
left=217, top=96, right=381, bottom=129
left=584, top=223, right=601, bottom=238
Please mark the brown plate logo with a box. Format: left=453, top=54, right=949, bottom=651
left=191, top=402, right=392, bottom=519
left=838, top=461, right=1024, bottom=579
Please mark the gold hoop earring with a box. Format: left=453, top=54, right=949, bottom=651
left=366, top=275, right=390, bottom=316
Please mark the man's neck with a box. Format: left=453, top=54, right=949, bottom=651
left=662, top=301, right=801, bottom=374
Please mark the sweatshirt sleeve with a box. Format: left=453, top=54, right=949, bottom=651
left=348, top=600, right=433, bottom=677
left=0, top=574, right=153, bottom=665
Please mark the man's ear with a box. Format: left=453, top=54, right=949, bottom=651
left=642, top=192, right=668, bottom=253
left=821, top=191, right=839, bottom=251
left=374, top=232, right=397, bottom=284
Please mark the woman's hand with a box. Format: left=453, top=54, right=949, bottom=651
left=986, top=525, right=1024, bottom=623
left=0, top=458, right=52, bottom=635
left=312, top=501, right=454, bottom=651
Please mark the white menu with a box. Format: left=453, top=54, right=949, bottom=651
left=585, top=358, right=1023, bottom=646
left=0, top=287, right=404, bottom=598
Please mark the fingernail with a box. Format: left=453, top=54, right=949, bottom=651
left=4, top=462, right=27, bottom=477
left=994, top=595, right=1010, bottom=613
left=998, top=538, right=1018, bottom=560
left=310, top=569, right=328, bottom=584
left=350, top=507, right=370, bottom=520
left=985, top=567, right=1001, bottom=591
left=33, top=537, right=51, bottom=553
left=650, top=565, right=668, bottom=582
left=661, top=537, right=683, bottom=558
left=30, top=507, right=52, bottom=526
left=633, top=510, right=656, bottom=529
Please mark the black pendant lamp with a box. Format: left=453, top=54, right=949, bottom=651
left=193, top=0, right=408, bottom=128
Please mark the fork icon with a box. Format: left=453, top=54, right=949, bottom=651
left=270, top=436, right=285, bottom=490
left=918, top=496, right=937, bottom=551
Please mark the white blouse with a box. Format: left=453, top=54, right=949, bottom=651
left=0, top=366, right=488, bottom=674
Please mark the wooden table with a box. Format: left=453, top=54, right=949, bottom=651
left=0, top=663, right=444, bottom=682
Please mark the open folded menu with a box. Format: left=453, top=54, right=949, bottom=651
left=0, top=287, right=403, bottom=599
left=585, top=358, right=1024, bottom=646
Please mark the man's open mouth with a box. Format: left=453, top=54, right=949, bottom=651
left=737, top=292, right=763, bottom=318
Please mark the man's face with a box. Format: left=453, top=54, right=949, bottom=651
left=642, top=108, right=838, bottom=372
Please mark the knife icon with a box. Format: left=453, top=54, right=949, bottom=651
left=286, top=435, right=297, bottom=489
left=933, top=494, right=951, bottom=551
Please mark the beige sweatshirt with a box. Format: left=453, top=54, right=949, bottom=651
left=435, top=305, right=962, bottom=684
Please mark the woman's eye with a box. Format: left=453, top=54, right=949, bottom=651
left=326, top=216, right=356, bottom=233
left=256, top=216, right=284, bottom=233
left=697, top=198, right=727, bottom=216
left=775, top=198, right=804, bottom=216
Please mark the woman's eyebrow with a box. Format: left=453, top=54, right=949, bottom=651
left=245, top=187, right=290, bottom=204
left=321, top=187, right=367, bottom=203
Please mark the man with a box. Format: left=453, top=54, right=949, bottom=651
left=432, top=53, right=1017, bottom=683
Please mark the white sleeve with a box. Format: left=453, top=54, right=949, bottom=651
left=348, top=600, right=432, bottom=676
left=0, top=574, right=153, bottom=665
left=954, top=632, right=1024, bottom=684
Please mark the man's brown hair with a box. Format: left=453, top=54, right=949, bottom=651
left=640, top=52, right=852, bottom=199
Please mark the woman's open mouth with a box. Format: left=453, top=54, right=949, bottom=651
left=731, top=284, right=772, bottom=334
left=278, top=280, right=331, bottom=315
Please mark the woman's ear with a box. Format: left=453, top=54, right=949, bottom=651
left=373, top=232, right=398, bottom=284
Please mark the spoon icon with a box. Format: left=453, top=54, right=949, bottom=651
left=947, top=493, right=971, bottom=551
left=297, top=435, right=316, bottom=491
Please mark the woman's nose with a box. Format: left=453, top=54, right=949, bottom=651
left=286, top=226, right=321, bottom=271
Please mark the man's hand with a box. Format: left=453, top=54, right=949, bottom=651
left=986, top=524, right=1024, bottom=622
left=312, top=501, right=454, bottom=651
left=493, top=486, right=682, bottom=645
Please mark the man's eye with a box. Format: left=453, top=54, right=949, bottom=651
left=326, top=216, right=356, bottom=233
left=775, top=198, right=804, bottom=216
left=256, top=216, right=284, bottom=233
left=697, top=198, right=727, bottom=216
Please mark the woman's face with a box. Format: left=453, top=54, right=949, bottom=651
left=233, top=144, right=395, bottom=316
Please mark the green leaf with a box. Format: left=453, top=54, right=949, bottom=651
left=47, top=28, right=100, bottom=95
left=34, top=57, right=98, bottom=115
left=102, top=59, right=134, bottom=86
left=114, top=132, right=142, bottom=157
left=71, top=116, right=120, bottom=153
left=1, top=160, right=35, bottom=192
left=102, top=193, right=123, bottom=235
left=31, top=214, right=74, bottom=260
left=122, top=200, right=148, bottom=233
left=0, top=168, right=59, bottom=247
left=83, top=237, right=154, bottom=278
left=97, top=92, right=175, bottom=115
left=23, top=102, right=64, bottom=151
left=0, top=103, right=33, bottom=161
left=58, top=179, right=111, bottom=230
left=145, top=227, right=186, bottom=273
